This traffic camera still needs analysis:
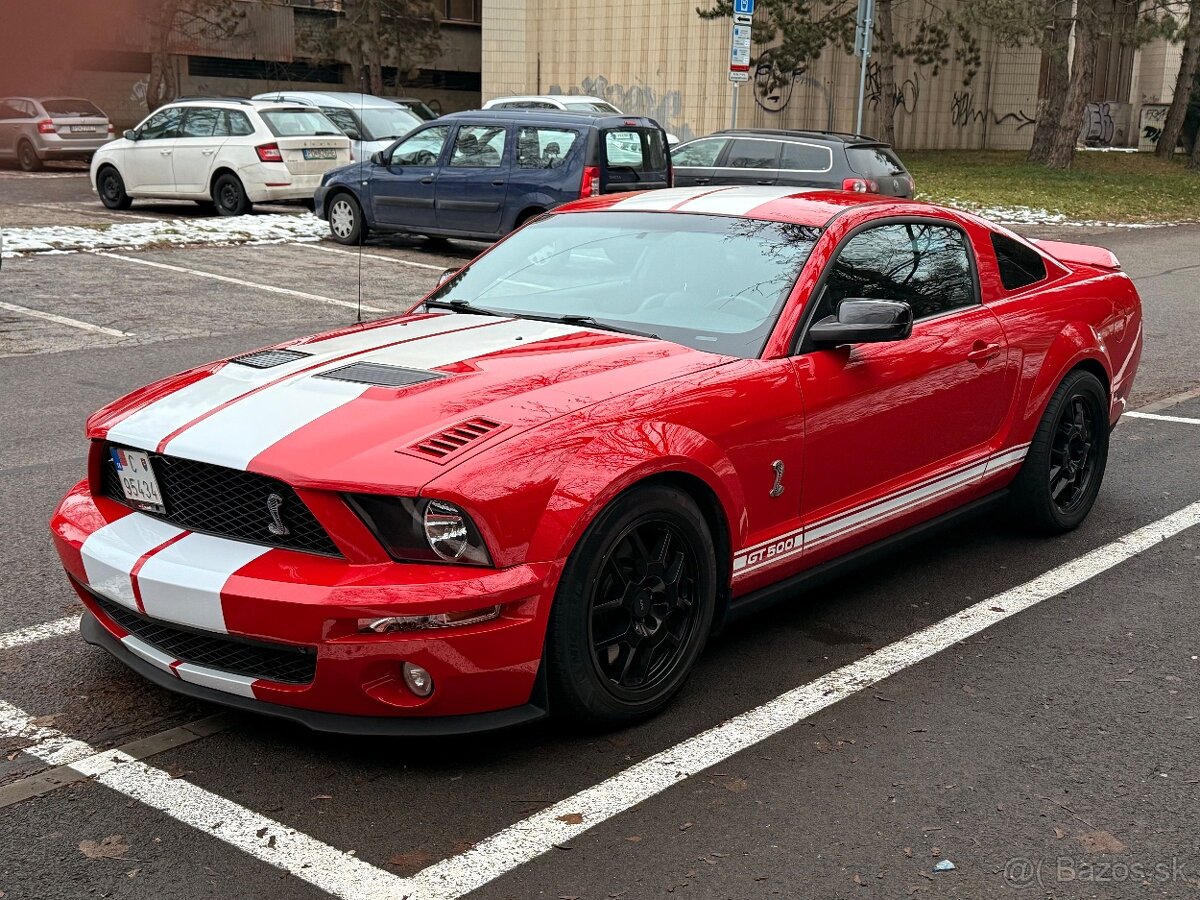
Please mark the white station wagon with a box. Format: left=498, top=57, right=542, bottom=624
left=90, top=98, right=350, bottom=215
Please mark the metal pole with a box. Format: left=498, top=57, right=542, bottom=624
left=854, top=0, right=873, bottom=135
left=731, top=82, right=739, bottom=130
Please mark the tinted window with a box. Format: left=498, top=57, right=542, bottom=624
left=319, top=107, right=361, bottom=137
left=821, top=223, right=976, bottom=321
left=42, top=98, right=103, bottom=116
left=991, top=232, right=1048, bottom=290
left=225, top=110, right=254, bottom=136
left=388, top=125, right=449, bottom=165
left=725, top=139, right=780, bottom=169
left=139, top=107, right=184, bottom=140
left=259, top=109, right=339, bottom=137
left=846, top=146, right=907, bottom=177
left=179, top=107, right=222, bottom=137
left=449, top=125, right=506, bottom=167
left=517, top=127, right=579, bottom=168
left=672, top=138, right=726, bottom=167
left=427, top=211, right=819, bottom=358
left=603, top=129, right=667, bottom=171
left=781, top=141, right=832, bottom=171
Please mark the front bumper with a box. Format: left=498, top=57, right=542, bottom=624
left=52, top=481, right=561, bottom=731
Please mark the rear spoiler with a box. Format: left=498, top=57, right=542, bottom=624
left=1031, top=239, right=1121, bottom=271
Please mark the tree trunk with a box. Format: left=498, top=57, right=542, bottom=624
left=367, top=1, right=384, bottom=95
left=1045, top=4, right=1098, bottom=170
left=1028, top=8, right=1073, bottom=163
left=1157, top=0, right=1200, bottom=158
left=1191, top=126, right=1200, bottom=167
left=874, top=0, right=898, bottom=145
left=145, top=0, right=181, bottom=112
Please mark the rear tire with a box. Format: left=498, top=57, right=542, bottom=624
left=545, top=485, right=717, bottom=729
left=1008, top=369, right=1109, bottom=534
left=97, top=166, right=132, bottom=210
left=213, top=173, right=252, bottom=216
left=327, top=193, right=366, bottom=245
left=18, top=141, right=42, bottom=172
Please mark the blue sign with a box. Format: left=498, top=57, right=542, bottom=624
left=733, top=0, right=755, bottom=14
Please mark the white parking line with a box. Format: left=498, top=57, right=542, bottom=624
left=1124, top=410, right=1200, bottom=425
left=96, top=252, right=386, bottom=313
left=0, top=615, right=81, bottom=651
left=0, top=699, right=405, bottom=897
left=0, top=301, right=131, bottom=337
left=298, top=241, right=447, bottom=271
left=396, top=499, right=1200, bottom=899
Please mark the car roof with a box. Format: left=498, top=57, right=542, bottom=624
left=441, top=108, right=656, bottom=126
left=557, top=185, right=927, bottom=227
left=703, top=128, right=892, bottom=147
left=250, top=91, right=402, bottom=109
left=488, top=94, right=608, bottom=104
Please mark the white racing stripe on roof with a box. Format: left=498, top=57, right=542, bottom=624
left=163, top=318, right=583, bottom=470
left=613, top=185, right=811, bottom=215
left=612, top=186, right=734, bottom=210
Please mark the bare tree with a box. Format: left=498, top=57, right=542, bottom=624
left=1028, top=4, right=1073, bottom=162
left=143, top=0, right=244, bottom=112
left=1156, top=0, right=1200, bottom=158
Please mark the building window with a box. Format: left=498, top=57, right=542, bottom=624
left=186, top=55, right=343, bottom=84
left=444, top=0, right=481, bottom=23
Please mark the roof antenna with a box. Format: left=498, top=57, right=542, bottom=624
left=356, top=70, right=365, bottom=324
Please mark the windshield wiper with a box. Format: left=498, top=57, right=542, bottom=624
left=425, top=301, right=657, bottom=338
left=557, top=315, right=658, bottom=339
left=424, top=298, right=508, bottom=317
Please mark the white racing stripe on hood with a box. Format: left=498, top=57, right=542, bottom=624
left=163, top=318, right=584, bottom=470
left=80, top=513, right=185, bottom=611
left=105, top=315, right=494, bottom=452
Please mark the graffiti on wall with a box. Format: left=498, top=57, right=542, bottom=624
left=752, top=61, right=825, bottom=114
left=950, top=90, right=1036, bottom=131
left=1139, top=102, right=1168, bottom=150
left=1080, top=101, right=1130, bottom=147
left=548, top=75, right=695, bottom=141
left=864, top=63, right=920, bottom=116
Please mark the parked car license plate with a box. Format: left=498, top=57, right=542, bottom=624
left=110, top=448, right=165, bottom=513
left=70, top=125, right=99, bottom=133
left=303, top=148, right=337, bottom=160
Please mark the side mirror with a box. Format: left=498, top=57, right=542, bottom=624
left=436, top=266, right=460, bottom=287
left=808, top=299, right=913, bottom=346
left=123, top=129, right=139, bottom=141
left=370, top=150, right=386, bottom=166
left=344, top=129, right=361, bottom=142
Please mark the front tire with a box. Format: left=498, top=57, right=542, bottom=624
left=213, top=173, right=252, bottom=216
left=1009, top=369, right=1109, bottom=533
left=327, top=193, right=366, bottom=245
left=545, top=485, right=717, bottom=728
left=18, top=141, right=43, bottom=172
left=97, top=166, right=132, bottom=210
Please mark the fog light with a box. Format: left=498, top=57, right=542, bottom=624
left=402, top=662, right=433, bottom=697
left=358, top=605, right=502, bottom=633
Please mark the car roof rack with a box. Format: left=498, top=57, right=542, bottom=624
left=171, top=96, right=254, bottom=105
left=714, top=127, right=882, bottom=143
left=252, top=93, right=320, bottom=105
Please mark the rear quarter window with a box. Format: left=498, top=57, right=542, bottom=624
left=517, top=127, right=580, bottom=168
left=846, top=146, right=907, bottom=177
left=990, top=232, right=1048, bottom=290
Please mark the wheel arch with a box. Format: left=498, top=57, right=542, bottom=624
left=1023, top=323, right=1114, bottom=431
left=322, top=185, right=365, bottom=222
left=208, top=166, right=240, bottom=197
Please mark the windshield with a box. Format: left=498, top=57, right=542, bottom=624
left=425, top=211, right=819, bottom=358
left=319, top=107, right=362, bottom=137
left=359, top=106, right=423, bottom=141
left=565, top=101, right=621, bottom=113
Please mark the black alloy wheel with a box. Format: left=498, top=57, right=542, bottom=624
left=1049, top=393, right=1100, bottom=514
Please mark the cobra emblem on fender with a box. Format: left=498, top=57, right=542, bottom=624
left=770, top=460, right=785, bottom=498
left=266, top=492, right=290, bottom=536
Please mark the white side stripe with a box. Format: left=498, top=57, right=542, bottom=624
left=80, top=513, right=185, bottom=610
left=136, top=533, right=272, bottom=633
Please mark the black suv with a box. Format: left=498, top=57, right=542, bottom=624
left=670, top=129, right=913, bottom=198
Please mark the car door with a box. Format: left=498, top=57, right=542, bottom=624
left=669, top=137, right=728, bottom=187
left=435, top=123, right=511, bottom=236
left=366, top=124, right=449, bottom=230
left=125, top=106, right=184, bottom=193
left=713, top=137, right=781, bottom=187
left=171, top=106, right=227, bottom=194
left=508, top=124, right=584, bottom=212
left=792, top=220, right=1012, bottom=559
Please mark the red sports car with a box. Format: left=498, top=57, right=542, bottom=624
left=51, top=186, right=1143, bottom=733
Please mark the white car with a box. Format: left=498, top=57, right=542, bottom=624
left=91, top=98, right=351, bottom=215
left=250, top=91, right=423, bottom=162
left=483, top=94, right=679, bottom=145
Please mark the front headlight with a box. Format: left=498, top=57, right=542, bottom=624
left=346, top=494, right=492, bottom=566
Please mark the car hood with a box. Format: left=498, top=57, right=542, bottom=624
left=89, top=312, right=732, bottom=492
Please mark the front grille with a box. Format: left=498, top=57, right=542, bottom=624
left=92, top=592, right=316, bottom=685
left=101, top=444, right=341, bottom=556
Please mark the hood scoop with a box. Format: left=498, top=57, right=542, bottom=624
left=231, top=348, right=311, bottom=368
left=404, top=417, right=509, bottom=463
left=316, top=362, right=447, bottom=388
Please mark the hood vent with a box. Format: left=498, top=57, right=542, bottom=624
left=406, top=417, right=508, bottom=463
left=317, top=363, right=447, bottom=388
left=231, top=348, right=311, bottom=368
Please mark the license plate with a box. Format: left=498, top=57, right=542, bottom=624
left=70, top=125, right=99, bottom=133
left=110, top=448, right=165, bottom=513
left=303, top=148, right=337, bottom=160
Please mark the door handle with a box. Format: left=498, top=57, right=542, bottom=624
left=492, top=180, right=505, bottom=186
left=202, top=149, right=215, bottom=156
left=160, top=150, right=172, bottom=155
left=419, top=176, right=433, bottom=184
left=694, top=177, right=711, bottom=184
left=966, top=342, right=1002, bottom=363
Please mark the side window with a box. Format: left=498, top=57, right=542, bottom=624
left=725, top=139, right=781, bottom=169
left=516, top=127, right=579, bottom=169
left=388, top=125, right=449, bottom=166
left=990, top=232, right=1047, bottom=291
left=224, top=110, right=254, bottom=136
left=0, top=102, right=20, bottom=120
left=821, top=223, right=976, bottom=321
left=781, top=141, right=832, bottom=171
left=11, top=100, right=36, bottom=117
left=671, top=138, right=726, bottom=167
left=139, top=107, right=184, bottom=140
left=449, top=125, right=506, bottom=168
left=179, top=107, right=221, bottom=138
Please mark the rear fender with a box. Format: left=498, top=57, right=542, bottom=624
left=1025, top=322, right=1113, bottom=427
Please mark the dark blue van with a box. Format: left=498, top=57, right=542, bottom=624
left=314, top=109, right=671, bottom=244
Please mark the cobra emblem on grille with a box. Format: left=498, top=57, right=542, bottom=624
left=266, top=492, right=290, bottom=536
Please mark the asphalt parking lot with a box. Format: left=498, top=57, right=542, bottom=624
left=1, top=167, right=1198, bottom=899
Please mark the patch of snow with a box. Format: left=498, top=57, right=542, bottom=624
left=2, top=213, right=329, bottom=258
left=923, top=195, right=1176, bottom=229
